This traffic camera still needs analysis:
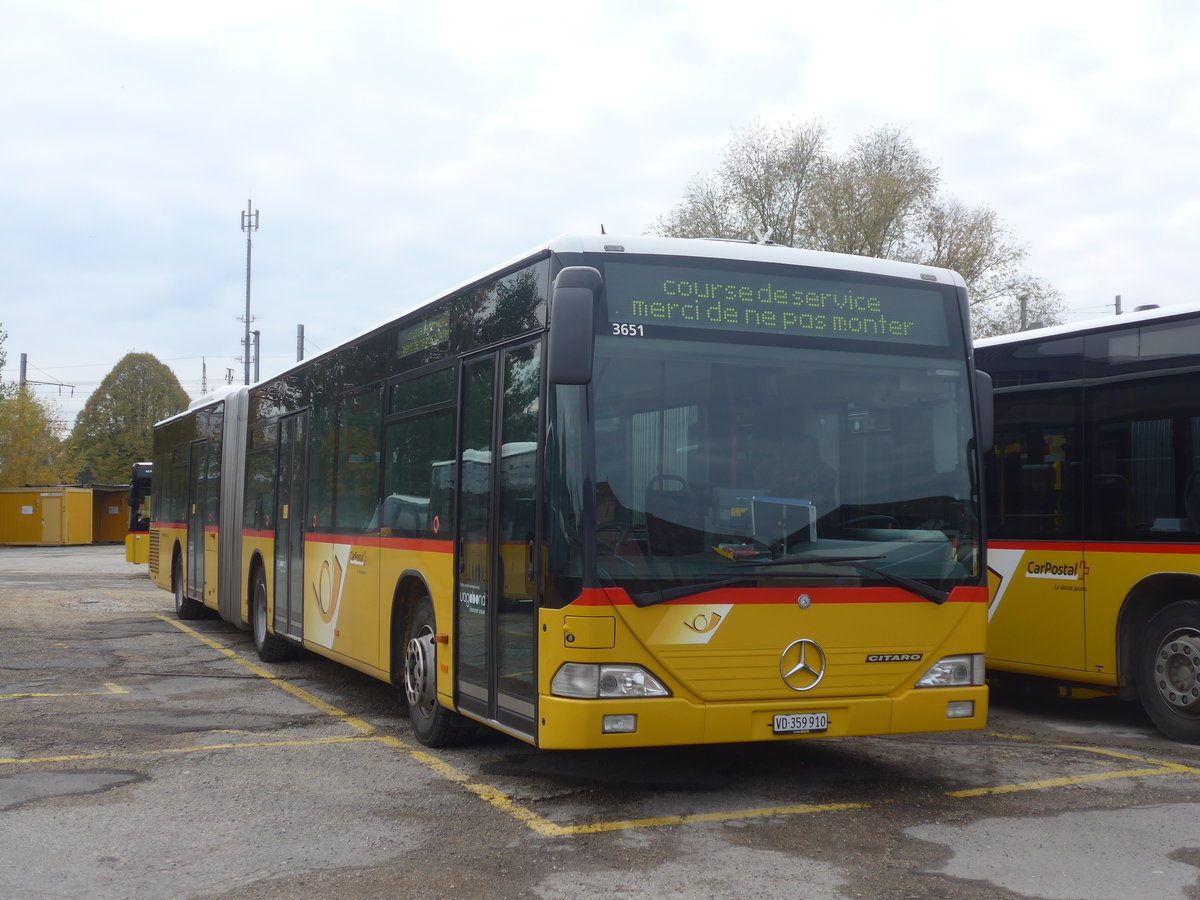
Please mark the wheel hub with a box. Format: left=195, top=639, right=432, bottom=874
left=405, top=629, right=436, bottom=710
left=1155, top=632, right=1200, bottom=710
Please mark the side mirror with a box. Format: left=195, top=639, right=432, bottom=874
left=547, top=266, right=602, bottom=385
left=974, top=369, right=994, bottom=452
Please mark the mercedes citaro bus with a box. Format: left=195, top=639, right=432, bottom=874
left=150, top=234, right=991, bottom=749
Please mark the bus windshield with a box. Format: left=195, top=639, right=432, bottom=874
left=551, top=330, right=980, bottom=601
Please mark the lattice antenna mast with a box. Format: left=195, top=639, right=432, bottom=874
left=240, top=200, right=260, bottom=385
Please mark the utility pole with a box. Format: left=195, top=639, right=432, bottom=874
left=18, top=353, right=74, bottom=395
left=1115, top=294, right=1123, bottom=315
left=240, top=199, right=260, bottom=385
left=297, top=324, right=305, bottom=362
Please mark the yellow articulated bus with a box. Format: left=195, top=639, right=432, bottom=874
left=977, top=302, right=1200, bottom=743
left=150, top=234, right=991, bottom=749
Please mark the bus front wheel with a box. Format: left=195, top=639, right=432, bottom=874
left=1136, top=600, right=1200, bottom=744
left=252, top=568, right=295, bottom=663
left=405, top=596, right=476, bottom=747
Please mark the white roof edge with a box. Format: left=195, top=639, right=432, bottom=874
left=974, top=300, right=1200, bottom=348
left=545, top=233, right=968, bottom=288
left=155, top=383, right=248, bottom=428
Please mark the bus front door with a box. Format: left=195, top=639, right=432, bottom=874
left=455, top=341, right=541, bottom=740
left=273, top=411, right=307, bottom=641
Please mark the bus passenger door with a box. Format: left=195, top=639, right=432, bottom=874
left=274, top=411, right=308, bottom=641
left=986, top=389, right=1086, bottom=672
left=455, top=341, right=541, bottom=739
left=186, top=441, right=209, bottom=601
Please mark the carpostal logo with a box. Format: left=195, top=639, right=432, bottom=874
left=1025, top=560, right=1086, bottom=581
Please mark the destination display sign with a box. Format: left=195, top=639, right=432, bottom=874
left=603, top=261, right=952, bottom=346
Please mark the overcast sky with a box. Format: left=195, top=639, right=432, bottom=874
left=3, top=0, right=1198, bottom=434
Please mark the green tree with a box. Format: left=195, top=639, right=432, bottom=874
left=653, top=120, right=1062, bottom=336
left=0, top=326, right=62, bottom=486
left=0, top=385, right=61, bottom=487
left=61, top=353, right=190, bottom=484
left=0, top=322, right=11, bottom=402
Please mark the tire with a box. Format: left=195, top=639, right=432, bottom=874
left=252, top=567, right=296, bottom=663
left=1135, top=600, right=1200, bottom=744
left=405, top=595, right=476, bottom=747
left=391, top=606, right=411, bottom=719
left=173, top=554, right=206, bottom=620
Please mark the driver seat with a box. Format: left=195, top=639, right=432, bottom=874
left=644, top=475, right=705, bottom=556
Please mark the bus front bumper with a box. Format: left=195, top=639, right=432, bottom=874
left=534, top=686, right=988, bottom=750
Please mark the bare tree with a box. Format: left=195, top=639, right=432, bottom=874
left=655, top=120, right=827, bottom=246
left=910, top=197, right=1032, bottom=310
left=722, top=119, right=828, bottom=246
left=804, top=125, right=938, bottom=258
left=654, top=171, right=742, bottom=241
left=651, top=120, right=1063, bottom=336
left=971, top=276, right=1066, bottom=338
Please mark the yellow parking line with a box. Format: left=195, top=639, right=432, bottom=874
left=557, top=802, right=869, bottom=836
left=151, top=616, right=1200, bottom=834
left=156, top=620, right=869, bottom=834
left=154, top=615, right=376, bottom=735
left=404, top=743, right=864, bottom=836
left=1068, top=744, right=1200, bottom=774
left=0, top=735, right=379, bottom=766
left=949, top=766, right=1176, bottom=797
left=0, top=682, right=127, bottom=700
left=949, top=742, right=1200, bottom=797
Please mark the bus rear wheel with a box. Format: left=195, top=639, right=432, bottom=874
left=405, top=596, right=476, bottom=747
left=1136, top=600, right=1200, bottom=744
left=173, top=555, right=206, bottom=620
left=252, top=568, right=295, bottom=663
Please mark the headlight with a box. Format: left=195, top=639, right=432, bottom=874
left=551, top=663, right=671, bottom=699
left=915, top=653, right=985, bottom=687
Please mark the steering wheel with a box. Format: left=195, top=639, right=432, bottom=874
left=841, top=514, right=900, bottom=529
left=647, top=474, right=691, bottom=493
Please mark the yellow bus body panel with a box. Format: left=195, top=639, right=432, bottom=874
left=152, top=523, right=986, bottom=749
left=536, top=587, right=987, bottom=749
left=986, top=540, right=1200, bottom=687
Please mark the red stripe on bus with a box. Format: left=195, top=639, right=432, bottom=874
left=990, top=540, right=1200, bottom=555
left=302, top=532, right=452, bottom=554
left=571, top=585, right=986, bottom=606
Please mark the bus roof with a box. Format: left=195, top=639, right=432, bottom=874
left=543, top=234, right=968, bottom=288
left=157, top=234, right=972, bottom=431
left=266, top=233, right=969, bottom=384
left=975, top=300, right=1200, bottom=349
left=156, top=382, right=246, bottom=429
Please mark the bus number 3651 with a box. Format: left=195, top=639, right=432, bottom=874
left=612, top=323, right=645, bottom=337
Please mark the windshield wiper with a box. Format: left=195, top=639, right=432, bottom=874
left=632, top=578, right=751, bottom=607
left=631, top=569, right=826, bottom=607
left=731, top=554, right=949, bottom=605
